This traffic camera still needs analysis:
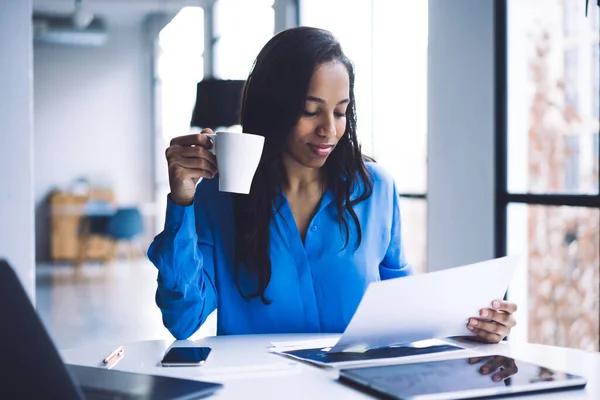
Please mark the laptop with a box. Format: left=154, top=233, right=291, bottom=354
left=338, top=355, right=587, bottom=400
left=0, top=260, right=223, bottom=399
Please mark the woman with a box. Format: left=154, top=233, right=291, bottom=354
left=149, top=26, right=517, bottom=342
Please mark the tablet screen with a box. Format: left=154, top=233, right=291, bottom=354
left=284, top=343, right=461, bottom=364
left=339, top=355, right=586, bottom=400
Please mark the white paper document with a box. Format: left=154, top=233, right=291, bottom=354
left=270, top=338, right=340, bottom=351
left=328, top=255, right=521, bottom=353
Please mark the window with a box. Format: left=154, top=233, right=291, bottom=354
left=591, top=1, right=600, bottom=32
left=301, top=0, right=429, bottom=273
left=563, top=0, right=580, bottom=37
left=594, top=133, right=599, bottom=187
left=564, top=135, right=580, bottom=192
left=157, top=8, right=205, bottom=144
left=507, top=3, right=597, bottom=195
left=503, top=0, right=600, bottom=351
left=213, top=0, right=274, bottom=80
left=399, top=198, right=427, bottom=273
left=593, top=44, right=599, bottom=119
left=507, top=204, right=599, bottom=350
left=564, top=49, right=579, bottom=114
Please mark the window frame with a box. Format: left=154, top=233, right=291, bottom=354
left=494, top=0, right=600, bottom=349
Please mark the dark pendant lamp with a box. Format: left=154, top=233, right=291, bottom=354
left=190, top=79, right=246, bottom=130
left=586, top=0, right=600, bottom=16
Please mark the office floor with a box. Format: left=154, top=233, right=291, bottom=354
left=35, top=259, right=217, bottom=350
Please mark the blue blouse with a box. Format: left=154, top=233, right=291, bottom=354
left=148, top=162, right=413, bottom=339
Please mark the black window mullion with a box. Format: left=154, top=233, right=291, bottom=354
left=398, top=193, right=427, bottom=200
left=504, top=193, right=600, bottom=208
left=494, top=0, right=508, bottom=260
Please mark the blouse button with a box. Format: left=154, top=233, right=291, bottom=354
left=311, top=225, right=318, bottom=232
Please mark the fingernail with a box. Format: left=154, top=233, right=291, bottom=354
left=481, top=367, right=489, bottom=374
left=471, top=319, right=478, bottom=326
left=493, top=301, right=500, bottom=308
left=493, top=375, right=501, bottom=382
left=481, top=309, right=489, bottom=317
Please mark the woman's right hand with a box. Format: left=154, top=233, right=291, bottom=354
left=166, top=128, right=218, bottom=206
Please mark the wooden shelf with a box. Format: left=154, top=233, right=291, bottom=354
left=49, top=190, right=116, bottom=262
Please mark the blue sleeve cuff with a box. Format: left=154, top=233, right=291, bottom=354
left=380, top=263, right=414, bottom=280
left=164, top=194, right=197, bottom=240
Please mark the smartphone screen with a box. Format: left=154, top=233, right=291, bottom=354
left=160, top=347, right=211, bottom=367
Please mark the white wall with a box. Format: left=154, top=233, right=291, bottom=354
left=0, top=0, right=36, bottom=301
left=34, top=22, right=154, bottom=260
left=427, top=0, right=496, bottom=271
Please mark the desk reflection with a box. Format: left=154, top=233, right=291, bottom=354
left=469, top=355, right=518, bottom=383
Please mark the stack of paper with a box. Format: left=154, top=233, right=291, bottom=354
left=271, top=256, right=521, bottom=367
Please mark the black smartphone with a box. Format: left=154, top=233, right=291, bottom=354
left=160, top=347, right=212, bottom=367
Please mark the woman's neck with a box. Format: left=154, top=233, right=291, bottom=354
left=281, top=153, right=323, bottom=196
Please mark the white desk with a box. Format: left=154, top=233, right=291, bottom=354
left=62, top=334, right=600, bottom=399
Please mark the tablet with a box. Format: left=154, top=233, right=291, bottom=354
left=338, top=355, right=587, bottom=400
left=280, top=342, right=462, bottom=366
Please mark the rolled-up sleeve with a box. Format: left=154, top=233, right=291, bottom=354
left=147, top=192, right=217, bottom=339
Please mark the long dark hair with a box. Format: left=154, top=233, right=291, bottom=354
left=234, top=26, right=373, bottom=304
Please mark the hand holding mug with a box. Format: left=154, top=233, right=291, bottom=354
left=166, top=128, right=218, bottom=206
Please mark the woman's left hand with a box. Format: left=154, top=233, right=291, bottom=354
left=467, top=300, right=518, bottom=343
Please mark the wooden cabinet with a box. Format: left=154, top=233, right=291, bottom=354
left=49, top=190, right=116, bottom=262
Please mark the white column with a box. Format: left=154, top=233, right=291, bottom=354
left=274, top=0, right=298, bottom=33
left=0, top=0, right=35, bottom=302
left=427, top=0, right=496, bottom=272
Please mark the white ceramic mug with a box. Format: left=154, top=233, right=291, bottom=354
left=204, top=131, right=265, bottom=194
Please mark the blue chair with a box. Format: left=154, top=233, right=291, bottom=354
left=75, top=201, right=115, bottom=269
left=107, top=207, right=144, bottom=259
left=76, top=206, right=144, bottom=267
left=107, top=208, right=144, bottom=240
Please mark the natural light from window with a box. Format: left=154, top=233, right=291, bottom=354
left=158, top=7, right=205, bottom=144
left=301, top=0, right=428, bottom=272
